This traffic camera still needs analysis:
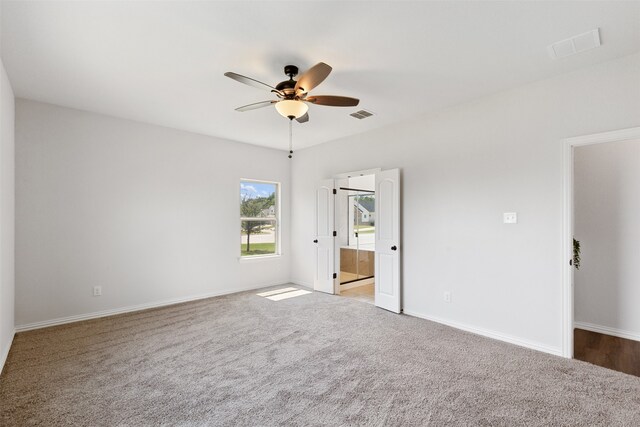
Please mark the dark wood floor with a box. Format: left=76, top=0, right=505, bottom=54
left=574, top=328, right=640, bottom=377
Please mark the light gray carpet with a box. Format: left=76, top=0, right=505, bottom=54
left=1, top=285, right=640, bottom=426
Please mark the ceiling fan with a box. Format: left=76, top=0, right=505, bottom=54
left=224, top=62, right=360, bottom=123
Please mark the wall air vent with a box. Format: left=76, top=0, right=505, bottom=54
left=548, top=28, right=601, bottom=59
left=350, top=109, right=374, bottom=120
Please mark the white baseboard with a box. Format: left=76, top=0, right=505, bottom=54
left=15, top=281, right=291, bottom=333
left=574, top=321, right=640, bottom=342
left=403, top=310, right=563, bottom=357
left=1, top=330, right=16, bottom=375
left=291, top=279, right=313, bottom=289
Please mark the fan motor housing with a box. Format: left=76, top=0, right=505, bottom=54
left=276, top=65, right=299, bottom=97
left=275, top=79, right=297, bottom=97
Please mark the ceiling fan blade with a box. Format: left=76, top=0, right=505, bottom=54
left=235, top=100, right=276, bottom=112
left=224, top=72, right=276, bottom=92
left=294, top=62, right=332, bottom=94
left=295, top=112, right=309, bottom=123
left=305, top=95, right=360, bottom=107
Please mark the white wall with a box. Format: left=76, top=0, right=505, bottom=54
left=15, top=100, right=290, bottom=327
left=574, top=139, right=640, bottom=339
left=291, top=53, right=640, bottom=355
left=0, top=59, right=16, bottom=369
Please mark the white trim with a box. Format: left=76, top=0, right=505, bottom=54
left=333, top=168, right=381, bottom=179
left=563, top=127, right=640, bottom=147
left=574, top=321, right=640, bottom=343
left=404, top=310, right=563, bottom=357
left=240, top=178, right=282, bottom=186
left=561, top=137, right=574, bottom=358
left=238, top=254, right=282, bottom=262
left=15, top=282, right=288, bottom=332
left=291, top=279, right=313, bottom=289
left=0, top=330, right=16, bottom=375
left=561, top=126, right=640, bottom=359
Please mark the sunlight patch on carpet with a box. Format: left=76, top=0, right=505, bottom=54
left=256, top=287, right=298, bottom=297
left=266, top=289, right=312, bottom=301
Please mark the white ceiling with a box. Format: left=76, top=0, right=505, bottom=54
left=2, top=1, right=640, bottom=151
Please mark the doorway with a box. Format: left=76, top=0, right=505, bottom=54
left=313, top=168, right=401, bottom=313
left=337, top=175, right=376, bottom=305
left=562, top=127, right=640, bottom=373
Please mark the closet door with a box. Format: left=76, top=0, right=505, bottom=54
left=374, top=169, right=401, bottom=313
left=314, top=179, right=335, bottom=294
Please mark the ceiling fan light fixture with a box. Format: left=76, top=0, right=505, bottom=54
left=275, top=100, right=308, bottom=119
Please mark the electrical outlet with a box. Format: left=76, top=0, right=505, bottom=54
left=443, top=291, right=451, bottom=303
left=503, top=212, right=518, bottom=224
left=93, top=286, right=102, bottom=297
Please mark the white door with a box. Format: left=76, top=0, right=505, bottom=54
left=375, top=168, right=401, bottom=313
left=314, top=179, right=335, bottom=294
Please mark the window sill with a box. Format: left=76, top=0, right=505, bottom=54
left=238, top=254, right=282, bottom=263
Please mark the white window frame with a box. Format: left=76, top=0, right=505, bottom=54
left=239, top=179, right=281, bottom=259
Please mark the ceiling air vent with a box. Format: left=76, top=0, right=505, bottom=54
left=350, top=109, right=374, bottom=120
left=548, top=28, right=601, bottom=59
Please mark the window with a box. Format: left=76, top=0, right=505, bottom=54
left=240, top=180, right=279, bottom=257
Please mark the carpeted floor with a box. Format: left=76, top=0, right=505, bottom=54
left=1, top=285, right=640, bottom=426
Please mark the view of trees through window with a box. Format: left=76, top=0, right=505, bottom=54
left=240, top=181, right=278, bottom=256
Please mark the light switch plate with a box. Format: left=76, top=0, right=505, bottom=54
left=443, top=291, right=451, bottom=303
left=503, top=212, right=517, bottom=224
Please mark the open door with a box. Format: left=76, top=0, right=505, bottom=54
left=314, top=179, right=335, bottom=294
left=374, top=168, right=401, bottom=313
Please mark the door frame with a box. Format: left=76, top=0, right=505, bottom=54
left=561, top=126, right=640, bottom=358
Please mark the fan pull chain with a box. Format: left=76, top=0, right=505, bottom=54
left=288, top=119, right=293, bottom=159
